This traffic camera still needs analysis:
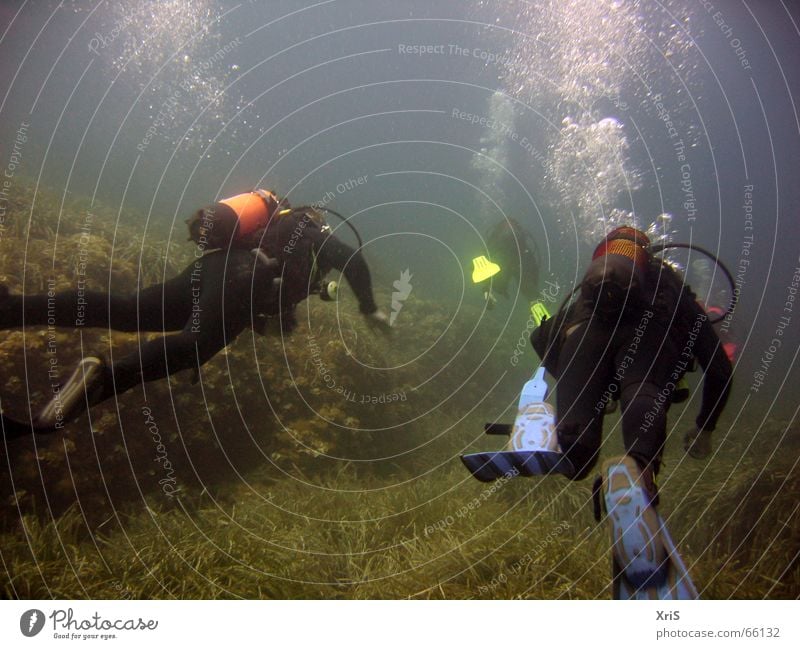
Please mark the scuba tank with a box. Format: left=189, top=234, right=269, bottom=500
left=552, top=226, right=736, bottom=326
left=582, top=226, right=652, bottom=318
left=186, top=189, right=283, bottom=250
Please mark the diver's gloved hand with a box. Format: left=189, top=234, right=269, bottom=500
left=364, top=309, right=391, bottom=333
left=684, top=427, right=712, bottom=459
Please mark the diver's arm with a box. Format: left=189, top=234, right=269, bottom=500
left=692, top=304, right=733, bottom=432
left=311, top=230, right=378, bottom=314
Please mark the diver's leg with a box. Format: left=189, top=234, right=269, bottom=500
left=35, top=318, right=244, bottom=429
left=615, top=318, right=678, bottom=481
left=0, top=261, right=197, bottom=332
left=600, top=376, right=696, bottom=599
left=619, top=382, right=669, bottom=486
left=32, top=251, right=258, bottom=427
left=518, top=263, right=541, bottom=304
left=126, top=266, right=197, bottom=331
left=103, top=251, right=257, bottom=395
left=491, top=271, right=510, bottom=298
left=554, top=321, right=615, bottom=480
left=105, top=319, right=244, bottom=396
left=131, top=251, right=237, bottom=331
left=598, top=393, right=700, bottom=599
left=594, top=329, right=679, bottom=597
left=0, top=287, right=128, bottom=329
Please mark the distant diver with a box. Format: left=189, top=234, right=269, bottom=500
left=463, top=226, right=733, bottom=598
left=0, top=189, right=389, bottom=439
left=471, top=217, right=540, bottom=309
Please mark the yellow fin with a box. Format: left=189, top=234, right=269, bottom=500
left=471, top=256, right=501, bottom=283
left=530, top=302, right=551, bottom=327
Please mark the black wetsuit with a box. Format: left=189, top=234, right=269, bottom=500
left=0, top=211, right=377, bottom=412
left=531, top=260, right=732, bottom=480
left=484, top=218, right=539, bottom=301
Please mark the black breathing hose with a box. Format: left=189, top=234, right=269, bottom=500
left=290, top=206, right=364, bottom=250
left=648, top=242, right=736, bottom=324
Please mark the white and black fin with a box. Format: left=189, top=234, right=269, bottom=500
left=34, top=356, right=105, bottom=430
left=460, top=450, right=574, bottom=482
left=600, top=456, right=699, bottom=600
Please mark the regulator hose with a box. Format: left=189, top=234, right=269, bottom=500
left=648, top=242, right=735, bottom=324
left=290, top=206, right=364, bottom=250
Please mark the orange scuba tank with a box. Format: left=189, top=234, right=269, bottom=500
left=219, top=189, right=280, bottom=237
left=187, top=189, right=283, bottom=250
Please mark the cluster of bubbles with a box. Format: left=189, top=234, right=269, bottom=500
left=470, top=91, right=517, bottom=223
left=645, top=212, right=677, bottom=249
left=473, top=0, right=699, bottom=244
left=83, top=0, right=247, bottom=154
left=645, top=211, right=683, bottom=272
left=646, top=213, right=718, bottom=306
left=547, top=115, right=640, bottom=241
left=496, top=0, right=648, bottom=110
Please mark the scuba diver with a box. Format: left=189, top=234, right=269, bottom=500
left=534, top=226, right=732, bottom=596
left=462, top=226, right=733, bottom=598
left=0, top=189, right=389, bottom=440
left=471, top=217, right=539, bottom=309
left=531, top=226, right=732, bottom=473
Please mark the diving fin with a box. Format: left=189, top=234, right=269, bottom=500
left=35, top=356, right=106, bottom=430
left=530, top=302, right=550, bottom=327
left=598, top=456, right=698, bottom=600
left=461, top=449, right=573, bottom=482
left=461, top=366, right=575, bottom=481
left=471, top=255, right=501, bottom=283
